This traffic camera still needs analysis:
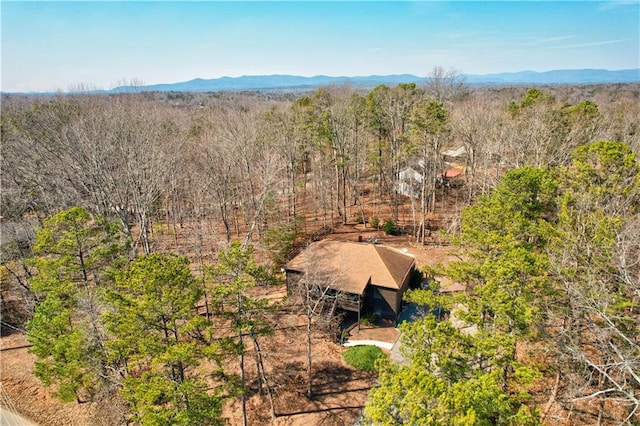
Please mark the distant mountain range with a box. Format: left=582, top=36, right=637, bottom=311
left=107, top=69, right=639, bottom=93
left=4, top=69, right=638, bottom=95
left=464, top=69, right=640, bottom=84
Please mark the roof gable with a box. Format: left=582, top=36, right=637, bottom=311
left=373, top=245, right=416, bottom=289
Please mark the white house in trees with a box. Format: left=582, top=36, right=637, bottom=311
left=396, top=166, right=424, bottom=198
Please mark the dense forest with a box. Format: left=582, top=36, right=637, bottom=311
left=1, top=79, right=639, bottom=425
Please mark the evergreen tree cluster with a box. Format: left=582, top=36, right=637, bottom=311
left=24, top=210, right=276, bottom=425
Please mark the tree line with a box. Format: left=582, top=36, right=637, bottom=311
left=2, top=80, right=638, bottom=253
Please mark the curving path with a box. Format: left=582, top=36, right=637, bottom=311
left=342, top=339, right=394, bottom=350
left=0, top=407, right=38, bottom=426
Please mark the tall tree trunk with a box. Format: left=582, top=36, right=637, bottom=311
left=252, top=336, right=276, bottom=418
left=239, top=328, right=247, bottom=426
left=306, top=310, right=313, bottom=399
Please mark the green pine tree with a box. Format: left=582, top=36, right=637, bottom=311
left=26, top=206, right=129, bottom=402
left=104, top=253, right=224, bottom=425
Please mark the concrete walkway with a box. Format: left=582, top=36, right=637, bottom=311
left=342, top=339, right=394, bottom=350
left=342, top=304, right=429, bottom=363
left=0, top=407, right=37, bottom=426
left=342, top=336, right=409, bottom=365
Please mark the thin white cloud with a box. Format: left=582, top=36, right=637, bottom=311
left=546, top=39, right=630, bottom=49
left=442, top=32, right=476, bottom=40
left=538, top=35, right=576, bottom=43
left=597, top=1, right=639, bottom=11
left=504, top=34, right=577, bottom=48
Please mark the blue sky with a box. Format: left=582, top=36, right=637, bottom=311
left=2, top=1, right=639, bottom=92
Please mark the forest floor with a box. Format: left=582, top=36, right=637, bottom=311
left=0, top=187, right=466, bottom=426
left=218, top=229, right=456, bottom=426
left=0, top=236, right=456, bottom=426
left=0, top=246, right=454, bottom=426
left=1, top=333, right=97, bottom=426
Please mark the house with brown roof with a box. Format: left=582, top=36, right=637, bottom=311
left=284, top=240, right=416, bottom=324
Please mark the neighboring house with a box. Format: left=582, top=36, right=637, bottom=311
left=396, top=166, right=423, bottom=198
left=285, top=239, right=416, bottom=324
left=441, top=146, right=467, bottom=161
left=437, top=167, right=465, bottom=188
left=396, top=150, right=467, bottom=198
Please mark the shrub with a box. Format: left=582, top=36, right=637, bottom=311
left=360, top=311, right=378, bottom=326
left=381, top=219, right=397, bottom=235
left=343, top=345, right=386, bottom=371
left=369, top=216, right=380, bottom=229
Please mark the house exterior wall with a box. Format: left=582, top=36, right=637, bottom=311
left=286, top=263, right=415, bottom=322
left=366, top=264, right=415, bottom=321
left=364, top=286, right=398, bottom=319
left=285, top=270, right=303, bottom=294
left=382, top=287, right=401, bottom=317
left=285, top=269, right=362, bottom=313
left=396, top=167, right=423, bottom=198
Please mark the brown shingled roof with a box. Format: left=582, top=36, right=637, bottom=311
left=285, top=240, right=415, bottom=295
